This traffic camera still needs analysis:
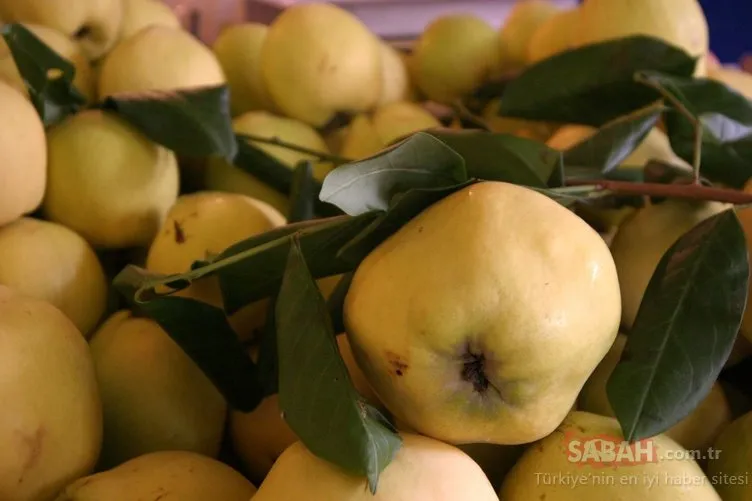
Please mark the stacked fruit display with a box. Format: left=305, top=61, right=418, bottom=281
left=1, top=0, right=752, bottom=500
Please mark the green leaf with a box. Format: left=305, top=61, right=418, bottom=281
left=276, top=239, right=401, bottom=492
left=234, top=133, right=295, bottom=196
left=257, top=296, right=280, bottom=397
left=101, top=85, right=237, bottom=160
left=113, top=266, right=263, bottom=412
left=637, top=71, right=752, bottom=188
left=337, top=180, right=477, bottom=264
left=563, top=103, right=664, bottom=179
left=327, top=273, right=354, bottom=336
left=529, top=185, right=607, bottom=209
left=1, top=23, right=86, bottom=126
left=319, top=132, right=468, bottom=216
left=607, top=209, right=749, bottom=442
left=499, top=36, right=697, bottom=126
left=216, top=213, right=381, bottom=314
left=426, top=129, right=563, bottom=188
left=289, top=160, right=317, bottom=223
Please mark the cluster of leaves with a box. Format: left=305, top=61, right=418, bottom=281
left=7, top=21, right=752, bottom=489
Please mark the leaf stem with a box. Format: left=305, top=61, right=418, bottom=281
left=634, top=73, right=703, bottom=184
left=237, top=133, right=353, bottom=165
left=567, top=179, right=752, bottom=204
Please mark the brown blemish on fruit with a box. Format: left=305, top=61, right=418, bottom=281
left=17, top=426, right=45, bottom=484
left=173, top=220, right=186, bottom=244
left=386, top=351, right=409, bottom=376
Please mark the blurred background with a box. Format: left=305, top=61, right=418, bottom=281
left=163, top=0, right=751, bottom=67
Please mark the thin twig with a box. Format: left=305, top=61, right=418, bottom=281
left=451, top=100, right=492, bottom=131
left=634, top=73, right=704, bottom=184
left=237, top=133, right=353, bottom=165
left=567, top=179, right=752, bottom=205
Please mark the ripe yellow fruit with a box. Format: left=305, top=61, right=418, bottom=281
left=118, top=0, right=181, bottom=41
left=482, top=98, right=559, bottom=141
left=609, top=199, right=729, bottom=330
left=0, top=286, right=102, bottom=501
left=0, top=0, right=123, bottom=60
left=55, top=450, right=257, bottom=501
left=411, top=14, right=500, bottom=104
left=205, top=111, right=331, bottom=216
left=709, top=66, right=752, bottom=100
left=345, top=182, right=621, bottom=445
left=230, top=334, right=379, bottom=483
left=377, top=42, right=413, bottom=106
left=500, top=411, right=721, bottom=500
left=260, top=3, right=382, bottom=127
left=0, top=23, right=95, bottom=101
left=527, top=8, right=580, bottom=64
left=734, top=191, right=752, bottom=344
left=89, top=311, right=228, bottom=469
left=574, top=0, right=710, bottom=77
left=145, top=191, right=286, bottom=341
left=707, top=411, right=752, bottom=501
left=0, top=217, right=107, bottom=336
left=0, top=79, right=46, bottom=227
left=212, top=23, right=277, bottom=116
left=498, top=0, right=561, bottom=70
left=252, top=433, right=499, bottom=501
left=579, top=333, right=733, bottom=457
left=340, top=114, right=383, bottom=160
left=44, top=110, right=180, bottom=249
left=98, top=26, right=226, bottom=99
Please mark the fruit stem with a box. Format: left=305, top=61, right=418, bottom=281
left=634, top=73, right=703, bottom=184
left=567, top=179, right=752, bottom=204
left=451, top=100, right=492, bottom=131
left=236, top=133, right=353, bottom=165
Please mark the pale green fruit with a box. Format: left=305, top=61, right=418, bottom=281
left=98, top=26, right=225, bottom=99
left=89, top=311, right=228, bottom=469
left=205, top=111, right=331, bottom=215
left=0, top=23, right=95, bottom=101
left=411, top=14, right=500, bottom=104
left=707, top=411, right=752, bottom=501
left=212, top=23, right=277, bottom=116
left=500, top=411, right=721, bottom=500
left=0, top=287, right=102, bottom=501
left=0, top=0, right=123, bottom=59
left=0, top=79, right=46, bottom=227
left=261, top=3, right=382, bottom=127
left=377, top=42, right=412, bottom=105
left=44, top=110, right=180, bottom=249
left=344, top=181, right=621, bottom=445
left=609, top=199, right=729, bottom=330
left=145, top=191, right=286, bottom=341
left=579, top=333, right=733, bottom=456
left=0, top=217, right=107, bottom=336
left=54, top=450, right=256, bottom=501
left=575, top=0, right=710, bottom=77
left=118, top=0, right=181, bottom=41
left=527, top=8, right=580, bottom=64
left=498, top=0, right=560, bottom=70
left=252, top=433, right=498, bottom=501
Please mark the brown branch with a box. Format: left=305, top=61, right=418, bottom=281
left=567, top=179, right=752, bottom=205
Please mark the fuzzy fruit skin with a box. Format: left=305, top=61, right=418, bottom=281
left=609, top=199, right=729, bottom=330
left=54, top=450, right=256, bottom=501
left=118, top=0, right=181, bottom=42
left=205, top=111, right=332, bottom=216
left=43, top=110, right=179, bottom=249
left=344, top=181, right=621, bottom=445
left=498, top=0, right=561, bottom=69
left=252, top=433, right=498, bottom=501
left=89, top=311, right=228, bottom=469
left=0, top=80, right=47, bottom=227
left=411, top=14, right=500, bottom=104
left=97, top=26, right=226, bottom=99
left=260, top=3, right=382, bottom=127
left=0, top=0, right=123, bottom=60
left=574, top=0, right=710, bottom=77
left=707, top=411, right=752, bottom=501
left=0, top=286, right=102, bottom=501
left=212, top=23, right=277, bottom=116
left=500, top=411, right=721, bottom=500
left=145, top=191, right=286, bottom=341
left=0, top=217, right=108, bottom=336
